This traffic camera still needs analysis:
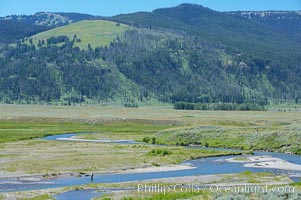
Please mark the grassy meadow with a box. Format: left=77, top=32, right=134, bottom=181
left=156, top=123, right=301, bottom=154
left=0, top=119, right=172, bottom=143
left=29, top=20, right=128, bottom=49
left=0, top=104, right=242, bottom=175
left=0, top=104, right=301, bottom=153
left=0, top=104, right=301, bottom=199
left=0, top=139, right=239, bottom=175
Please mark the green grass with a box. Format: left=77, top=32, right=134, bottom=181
left=220, top=171, right=284, bottom=184
left=75, top=121, right=173, bottom=141
left=29, top=20, right=128, bottom=49
left=0, top=119, right=94, bottom=143
left=97, top=191, right=210, bottom=200
left=0, top=116, right=240, bottom=175
left=156, top=124, right=301, bottom=154
left=20, top=195, right=54, bottom=200
left=0, top=119, right=172, bottom=143
left=1, top=104, right=301, bottom=153
left=0, top=140, right=239, bottom=175
left=122, top=192, right=209, bottom=200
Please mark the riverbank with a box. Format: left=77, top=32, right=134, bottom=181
left=0, top=164, right=195, bottom=181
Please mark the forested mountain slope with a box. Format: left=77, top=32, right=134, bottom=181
left=227, top=10, right=301, bottom=42
left=110, top=4, right=301, bottom=103
left=1, top=4, right=301, bottom=105
left=113, top=4, right=301, bottom=53
left=0, top=20, right=48, bottom=44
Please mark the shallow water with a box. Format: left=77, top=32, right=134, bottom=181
left=54, top=189, right=102, bottom=200
left=43, top=133, right=140, bottom=144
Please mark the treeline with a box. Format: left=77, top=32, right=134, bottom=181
left=174, top=102, right=265, bottom=111
left=0, top=20, right=48, bottom=44
left=46, top=35, right=69, bottom=45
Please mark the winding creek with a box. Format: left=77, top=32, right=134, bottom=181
left=1, top=133, right=301, bottom=199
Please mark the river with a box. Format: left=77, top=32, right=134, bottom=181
left=1, top=133, right=300, bottom=199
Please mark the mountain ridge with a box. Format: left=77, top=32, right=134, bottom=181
left=1, top=4, right=301, bottom=105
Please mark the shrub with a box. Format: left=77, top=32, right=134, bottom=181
left=124, top=103, right=138, bottom=108
left=174, top=102, right=264, bottom=111
left=151, top=137, right=156, bottom=144
left=142, top=137, right=150, bottom=143
left=147, top=149, right=172, bottom=156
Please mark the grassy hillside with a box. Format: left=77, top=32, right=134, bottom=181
left=0, top=12, right=97, bottom=44
left=30, top=20, right=128, bottom=49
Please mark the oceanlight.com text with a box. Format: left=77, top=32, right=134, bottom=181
left=137, top=183, right=295, bottom=195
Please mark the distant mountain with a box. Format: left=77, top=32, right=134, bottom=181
left=1, top=12, right=96, bottom=27
left=112, top=4, right=301, bottom=61
left=0, top=12, right=97, bottom=44
left=0, top=20, right=48, bottom=44
left=227, top=10, right=301, bottom=42
left=1, top=4, right=301, bottom=105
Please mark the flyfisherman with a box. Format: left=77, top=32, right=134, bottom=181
left=91, top=172, right=94, bottom=182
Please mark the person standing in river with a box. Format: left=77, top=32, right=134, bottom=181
left=91, top=173, right=94, bottom=182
